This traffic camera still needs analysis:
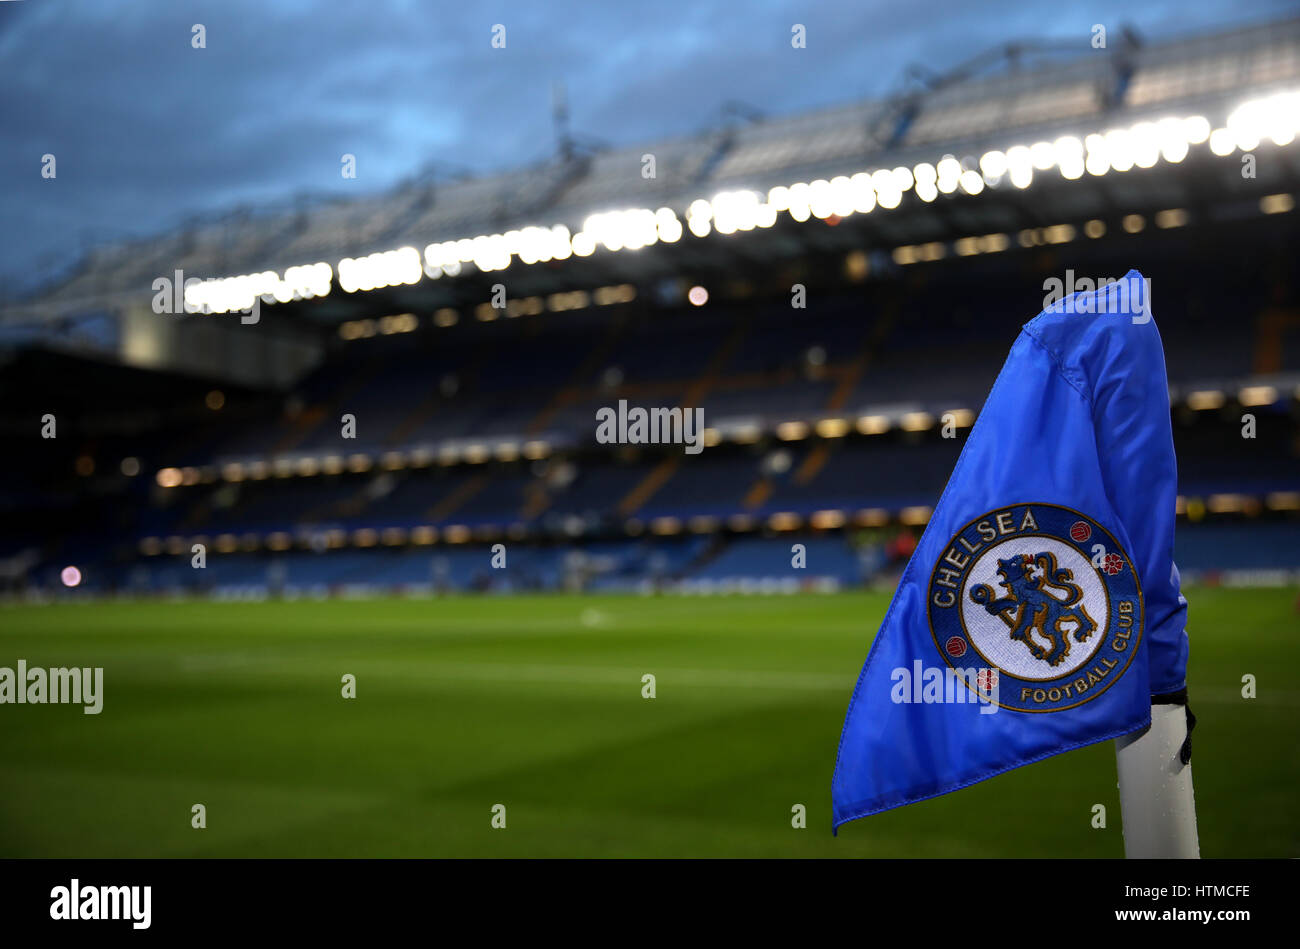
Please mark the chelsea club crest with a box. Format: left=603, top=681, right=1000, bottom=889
left=927, top=504, right=1143, bottom=713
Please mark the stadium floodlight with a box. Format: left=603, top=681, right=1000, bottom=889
left=1228, top=90, right=1300, bottom=149
left=1155, top=118, right=1189, bottom=163
left=1208, top=127, right=1235, bottom=156
left=849, top=173, right=875, bottom=213
left=1053, top=136, right=1085, bottom=179
left=1029, top=141, right=1055, bottom=171
left=935, top=157, right=961, bottom=194
left=958, top=169, right=984, bottom=194
left=655, top=208, right=683, bottom=242
left=1006, top=145, right=1033, bottom=188
left=830, top=176, right=855, bottom=217
left=686, top=198, right=714, bottom=235
left=866, top=169, right=901, bottom=209
left=1129, top=122, right=1161, bottom=168
left=338, top=247, right=422, bottom=292
left=710, top=191, right=762, bottom=232
left=784, top=181, right=812, bottom=221
left=876, top=188, right=902, bottom=209
left=808, top=179, right=835, bottom=220
left=891, top=166, right=914, bottom=191
left=185, top=261, right=332, bottom=313
left=979, top=149, right=1007, bottom=180
left=1183, top=115, right=1211, bottom=144
left=1084, top=134, right=1110, bottom=176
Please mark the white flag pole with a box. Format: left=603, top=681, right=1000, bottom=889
left=1114, top=701, right=1200, bottom=858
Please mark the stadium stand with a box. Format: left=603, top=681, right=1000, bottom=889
left=2, top=17, right=1298, bottom=597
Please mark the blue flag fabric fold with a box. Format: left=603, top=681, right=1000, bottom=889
left=832, top=270, right=1188, bottom=830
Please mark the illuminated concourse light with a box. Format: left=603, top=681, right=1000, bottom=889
left=945, top=408, right=975, bottom=428
left=1186, top=389, right=1225, bottom=410
left=61, top=566, right=82, bottom=588
left=1155, top=208, right=1188, bottom=229
left=899, top=506, right=932, bottom=526
left=811, top=510, right=847, bottom=529
left=856, top=414, right=890, bottom=435
left=1266, top=491, right=1300, bottom=511
left=855, top=508, right=889, bottom=527
left=768, top=512, right=802, bottom=531
left=1238, top=385, right=1278, bottom=406
left=1260, top=193, right=1295, bottom=215
left=687, top=285, right=709, bottom=306
left=901, top=411, right=934, bottom=432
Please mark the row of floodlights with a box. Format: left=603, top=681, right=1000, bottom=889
left=179, top=91, right=1300, bottom=313
left=328, top=196, right=1297, bottom=339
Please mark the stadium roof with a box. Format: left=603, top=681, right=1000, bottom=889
left=6, top=15, right=1300, bottom=324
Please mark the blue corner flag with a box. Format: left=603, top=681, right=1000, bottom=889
left=832, top=270, right=1189, bottom=830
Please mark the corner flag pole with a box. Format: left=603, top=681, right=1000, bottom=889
left=1114, top=699, right=1200, bottom=858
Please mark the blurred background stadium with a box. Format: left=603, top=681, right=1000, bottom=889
left=4, top=16, right=1299, bottom=598
left=0, top=8, right=1297, bottom=857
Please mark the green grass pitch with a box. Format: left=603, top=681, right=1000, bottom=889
left=0, top=587, right=1295, bottom=857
